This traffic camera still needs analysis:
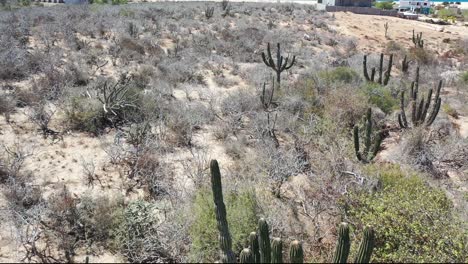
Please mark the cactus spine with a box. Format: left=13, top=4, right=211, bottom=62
left=258, top=218, right=271, bottom=263
left=210, top=160, right=236, bottom=263
left=354, top=226, right=375, bottom=263
left=271, top=238, right=283, bottom=264
left=353, top=108, right=382, bottom=163
left=398, top=80, right=442, bottom=129
left=240, top=249, right=255, bottom=263
left=261, top=43, right=296, bottom=86
left=332, top=223, right=350, bottom=263
left=289, top=240, right=304, bottom=264
left=412, top=29, right=424, bottom=48
left=249, top=232, right=261, bottom=263
left=363, top=53, right=393, bottom=85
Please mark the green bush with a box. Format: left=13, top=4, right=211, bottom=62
left=461, top=71, right=468, bottom=84
left=437, top=8, right=458, bottom=20
left=189, top=188, right=258, bottom=262
left=375, top=1, right=394, bottom=10
left=344, top=164, right=467, bottom=262
left=65, top=96, right=105, bottom=134
left=112, top=200, right=166, bottom=263
left=112, top=0, right=127, bottom=5
left=319, top=67, right=360, bottom=84
left=360, top=83, right=398, bottom=114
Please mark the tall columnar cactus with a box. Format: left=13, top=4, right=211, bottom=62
left=363, top=53, right=393, bottom=86
left=398, top=80, right=442, bottom=129
left=332, top=223, right=350, bottom=263
left=401, top=55, right=411, bottom=74
left=412, top=29, right=424, bottom=48
left=354, top=226, right=375, bottom=264
left=249, top=232, right=261, bottom=263
left=258, top=218, right=271, bottom=263
left=261, top=43, right=296, bottom=86
left=271, top=238, right=283, bottom=264
left=210, top=160, right=236, bottom=263
left=353, top=108, right=383, bottom=163
left=289, top=240, right=304, bottom=264
left=240, top=249, right=255, bottom=263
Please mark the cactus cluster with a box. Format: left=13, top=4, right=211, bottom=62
left=398, top=80, right=442, bottom=129
left=333, top=223, right=375, bottom=264
left=261, top=43, right=296, bottom=86
left=401, top=55, right=411, bottom=74
left=363, top=53, right=393, bottom=86
left=353, top=108, right=383, bottom=163
left=412, top=29, right=424, bottom=48
left=210, top=160, right=375, bottom=263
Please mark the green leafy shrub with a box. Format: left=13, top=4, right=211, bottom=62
left=189, top=188, right=258, bottom=262
left=319, top=67, right=360, bottom=84
left=344, top=164, right=467, bottom=263
left=375, top=1, right=394, bottom=10
left=461, top=71, right=468, bottom=84
left=360, top=83, right=398, bottom=114
left=112, top=200, right=168, bottom=262
left=65, top=96, right=105, bottom=134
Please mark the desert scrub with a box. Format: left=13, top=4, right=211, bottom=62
left=318, top=67, right=360, bottom=85
left=112, top=200, right=171, bottom=262
left=65, top=96, right=106, bottom=134
left=442, top=103, right=458, bottom=118
left=360, top=82, right=398, bottom=114
left=344, top=164, right=467, bottom=263
left=461, top=71, right=468, bottom=85
left=189, top=188, right=258, bottom=262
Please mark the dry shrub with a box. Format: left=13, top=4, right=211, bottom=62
left=323, top=86, right=368, bottom=128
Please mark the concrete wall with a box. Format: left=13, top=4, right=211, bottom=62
left=325, top=6, right=398, bottom=15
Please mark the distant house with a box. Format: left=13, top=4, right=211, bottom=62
left=398, top=0, right=432, bottom=14
left=318, top=0, right=372, bottom=7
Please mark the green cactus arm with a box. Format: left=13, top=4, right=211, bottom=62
left=420, top=88, right=433, bottom=123
left=289, top=240, right=304, bottom=264
left=332, top=223, right=350, bottom=263
left=353, top=125, right=362, bottom=162
left=383, top=54, right=393, bottom=85
left=354, top=226, right=375, bottom=264
left=369, top=132, right=383, bottom=161
left=258, top=218, right=271, bottom=263
left=370, top=68, right=376, bottom=82
left=240, top=248, right=255, bottom=263
left=426, top=97, right=441, bottom=127
left=249, top=232, right=261, bottom=263
left=399, top=90, right=408, bottom=128
left=363, top=55, right=370, bottom=81
left=271, top=237, right=283, bottom=264
left=210, top=160, right=236, bottom=263
left=363, top=108, right=372, bottom=158
left=378, top=53, right=384, bottom=84
left=416, top=97, right=425, bottom=125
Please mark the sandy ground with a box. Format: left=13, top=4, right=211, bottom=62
left=332, top=12, right=468, bottom=54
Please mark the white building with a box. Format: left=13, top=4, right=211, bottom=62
left=398, top=0, right=432, bottom=13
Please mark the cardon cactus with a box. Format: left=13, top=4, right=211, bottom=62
left=289, top=240, right=304, bottom=264
left=353, top=108, right=383, bottom=163
left=209, top=161, right=375, bottom=264
left=412, top=29, right=424, bottom=48
left=271, top=238, right=283, bottom=264
left=261, top=43, right=296, bottom=86
left=210, top=160, right=236, bottom=263
left=258, top=218, right=271, bottom=263
left=363, top=53, right=393, bottom=86
left=398, top=80, right=442, bottom=129
left=354, top=226, right=375, bottom=263
left=249, top=232, right=261, bottom=263
left=239, top=249, right=255, bottom=263
left=332, top=223, right=351, bottom=263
